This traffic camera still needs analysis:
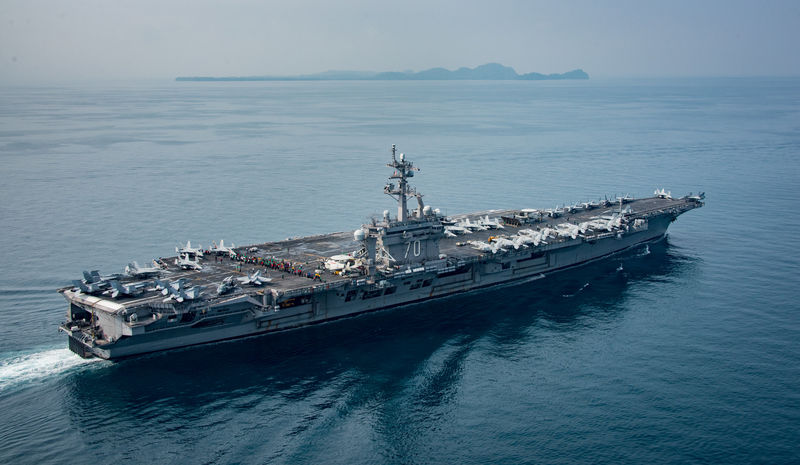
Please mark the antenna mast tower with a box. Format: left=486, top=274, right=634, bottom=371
left=384, top=144, right=419, bottom=222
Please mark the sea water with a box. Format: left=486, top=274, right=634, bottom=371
left=0, top=78, right=798, bottom=464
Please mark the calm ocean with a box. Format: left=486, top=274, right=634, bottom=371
left=0, top=78, right=798, bottom=464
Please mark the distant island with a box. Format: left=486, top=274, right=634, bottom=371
left=176, top=63, right=589, bottom=82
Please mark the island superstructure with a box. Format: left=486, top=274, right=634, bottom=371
left=59, top=146, right=703, bottom=359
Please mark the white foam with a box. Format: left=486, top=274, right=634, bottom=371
left=0, top=348, right=102, bottom=391
left=562, top=282, right=590, bottom=298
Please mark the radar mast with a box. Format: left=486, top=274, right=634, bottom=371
left=384, top=144, right=419, bottom=222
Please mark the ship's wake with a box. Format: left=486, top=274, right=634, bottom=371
left=0, top=348, right=103, bottom=391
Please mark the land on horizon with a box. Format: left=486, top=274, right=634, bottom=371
left=176, top=63, right=589, bottom=82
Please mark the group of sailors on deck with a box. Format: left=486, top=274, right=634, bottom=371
left=230, top=253, right=322, bottom=281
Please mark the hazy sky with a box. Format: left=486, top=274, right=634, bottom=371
left=1, top=0, right=799, bottom=83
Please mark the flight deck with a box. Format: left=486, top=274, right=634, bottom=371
left=74, top=195, right=697, bottom=308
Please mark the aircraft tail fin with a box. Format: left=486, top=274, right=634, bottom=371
left=109, top=280, right=124, bottom=297
left=82, top=270, right=101, bottom=283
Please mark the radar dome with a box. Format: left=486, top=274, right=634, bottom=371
left=423, top=205, right=432, bottom=215
left=354, top=229, right=366, bottom=241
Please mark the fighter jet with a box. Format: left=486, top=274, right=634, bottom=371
left=108, top=280, right=147, bottom=299
left=460, top=218, right=488, bottom=231
left=594, top=213, right=623, bottom=231
left=175, top=254, right=202, bottom=270
left=72, top=279, right=108, bottom=295
left=686, top=192, right=705, bottom=202
left=479, top=215, right=504, bottom=229
left=163, top=285, right=204, bottom=303
left=154, top=278, right=181, bottom=295
left=216, top=276, right=238, bottom=295
left=468, top=240, right=494, bottom=252
left=82, top=269, right=123, bottom=283
left=539, top=228, right=554, bottom=243
left=155, top=278, right=204, bottom=303
left=519, top=229, right=547, bottom=247
left=82, top=270, right=103, bottom=284
left=490, top=237, right=517, bottom=253
left=209, top=240, right=236, bottom=256
left=514, top=233, right=538, bottom=247
left=125, top=261, right=162, bottom=278
left=556, top=223, right=580, bottom=240
left=72, top=270, right=122, bottom=294
left=654, top=188, right=672, bottom=199
left=237, top=270, right=271, bottom=286
left=444, top=225, right=469, bottom=236
left=176, top=241, right=204, bottom=257
left=544, top=206, right=562, bottom=218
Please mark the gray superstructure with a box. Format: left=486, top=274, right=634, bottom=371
left=59, top=146, right=703, bottom=359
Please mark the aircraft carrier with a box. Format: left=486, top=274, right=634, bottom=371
left=59, top=146, right=704, bottom=359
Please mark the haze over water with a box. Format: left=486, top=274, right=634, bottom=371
left=0, top=78, right=798, bottom=464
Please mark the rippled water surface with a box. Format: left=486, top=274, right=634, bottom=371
left=0, top=78, right=798, bottom=464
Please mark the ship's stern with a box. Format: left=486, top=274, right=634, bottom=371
left=58, top=288, right=114, bottom=359
left=63, top=328, right=94, bottom=358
